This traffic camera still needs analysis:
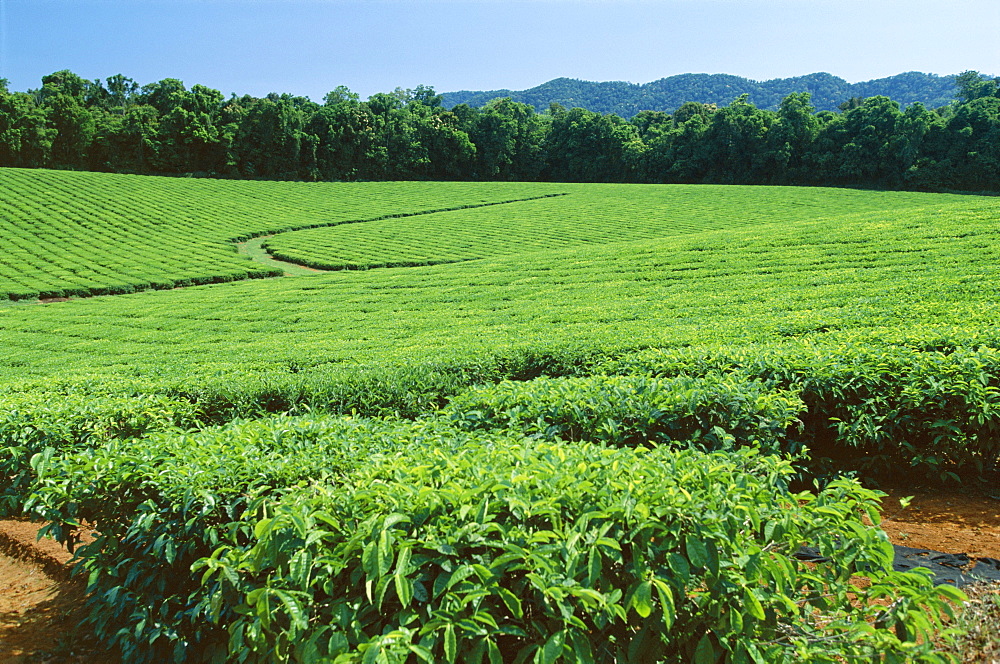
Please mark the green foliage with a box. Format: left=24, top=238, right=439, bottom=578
left=4, top=69, right=1000, bottom=191
left=205, top=436, right=964, bottom=663
left=25, top=415, right=464, bottom=661
left=445, top=373, right=804, bottom=454
left=258, top=183, right=940, bottom=271
left=0, top=174, right=997, bottom=661
left=0, top=391, right=197, bottom=517
left=598, top=343, right=1000, bottom=480
left=25, top=413, right=963, bottom=662
left=0, top=168, right=563, bottom=300
left=441, top=71, right=962, bottom=117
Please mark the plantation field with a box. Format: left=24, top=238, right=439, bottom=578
left=2, top=169, right=999, bottom=663
left=0, top=189, right=996, bottom=384
left=260, top=184, right=945, bottom=270
left=0, top=168, right=564, bottom=299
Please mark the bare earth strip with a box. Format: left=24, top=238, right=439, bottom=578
left=0, top=520, right=113, bottom=663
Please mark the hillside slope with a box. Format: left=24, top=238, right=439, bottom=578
left=442, top=71, right=961, bottom=116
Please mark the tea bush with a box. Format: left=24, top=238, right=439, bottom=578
left=26, top=413, right=963, bottom=663
left=598, top=342, right=1000, bottom=480
left=0, top=391, right=197, bottom=517
left=444, top=373, right=805, bottom=453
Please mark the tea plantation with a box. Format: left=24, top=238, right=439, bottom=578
left=0, top=168, right=564, bottom=300
left=2, top=167, right=997, bottom=662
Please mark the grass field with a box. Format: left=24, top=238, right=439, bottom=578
left=1, top=167, right=998, bottom=663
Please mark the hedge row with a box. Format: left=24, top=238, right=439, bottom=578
left=23, top=414, right=962, bottom=663
left=596, top=341, right=1000, bottom=481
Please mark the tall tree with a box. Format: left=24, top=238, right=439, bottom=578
left=88, top=103, right=159, bottom=172
left=408, top=103, right=476, bottom=180
left=833, top=96, right=906, bottom=186
left=954, top=71, right=999, bottom=103
left=308, top=88, right=376, bottom=180
left=0, top=83, right=53, bottom=167
left=464, top=98, right=547, bottom=180
left=938, top=95, right=1000, bottom=191
left=231, top=94, right=315, bottom=178
left=764, top=92, right=819, bottom=183
left=701, top=94, right=774, bottom=183
left=137, top=79, right=228, bottom=173
left=105, top=74, right=140, bottom=112
left=42, top=93, right=94, bottom=168
left=544, top=107, right=642, bottom=182
left=364, top=91, right=427, bottom=179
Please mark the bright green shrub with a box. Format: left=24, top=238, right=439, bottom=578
left=25, top=416, right=499, bottom=662
left=160, top=347, right=606, bottom=424
left=202, top=436, right=960, bottom=663
left=0, top=169, right=566, bottom=301
left=444, top=373, right=805, bottom=453
left=0, top=391, right=197, bottom=516
left=24, top=413, right=964, bottom=663
left=598, top=342, right=1000, bottom=480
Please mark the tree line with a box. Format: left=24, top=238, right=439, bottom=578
left=1, top=69, right=998, bottom=192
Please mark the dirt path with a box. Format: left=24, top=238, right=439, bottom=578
left=0, top=520, right=111, bottom=662
left=880, top=486, right=1000, bottom=559
left=1, top=489, right=997, bottom=660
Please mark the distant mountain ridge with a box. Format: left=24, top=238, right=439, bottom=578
left=441, top=72, right=962, bottom=117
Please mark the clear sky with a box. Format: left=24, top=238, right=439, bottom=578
left=2, top=0, right=998, bottom=102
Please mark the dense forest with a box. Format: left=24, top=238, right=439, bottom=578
left=441, top=71, right=962, bottom=118
left=1, top=69, right=999, bottom=192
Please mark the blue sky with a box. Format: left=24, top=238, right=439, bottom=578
left=2, top=0, right=998, bottom=101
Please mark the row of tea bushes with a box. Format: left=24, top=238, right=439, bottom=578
left=0, top=168, right=566, bottom=300
left=7, top=332, right=998, bottom=502
left=259, top=184, right=945, bottom=272
left=24, top=413, right=962, bottom=663
left=146, top=335, right=1000, bottom=483
left=0, top=391, right=198, bottom=517
left=25, top=415, right=450, bottom=661
left=596, top=340, right=1000, bottom=481
left=444, top=373, right=805, bottom=454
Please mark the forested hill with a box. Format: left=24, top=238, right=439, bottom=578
left=4, top=69, right=999, bottom=192
left=441, top=72, right=961, bottom=117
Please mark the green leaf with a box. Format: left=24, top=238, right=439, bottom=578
left=667, top=552, right=690, bottom=582
left=568, top=631, right=596, bottom=664
left=587, top=547, right=602, bottom=586
left=631, top=580, right=653, bottom=618
left=272, top=588, right=308, bottom=631
left=498, top=587, right=523, bottom=619
left=541, top=630, right=565, bottom=664
left=395, top=572, right=413, bottom=608
left=377, top=529, right=393, bottom=576
left=395, top=545, right=412, bottom=573
left=486, top=637, right=502, bottom=664
left=651, top=578, right=675, bottom=630
left=444, top=624, right=457, bottom=664
left=412, top=580, right=429, bottom=603
left=408, top=644, right=435, bottom=663
left=362, top=540, right=378, bottom=578
left=362, top=642, right=381, bottom=664
left=935, top=584, right=967, bottom=602
left=686, top=535, right=709, bottom=569
left=694, top=633, right=715, bottom=664
left=744, top=587, right=765, bottom=620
